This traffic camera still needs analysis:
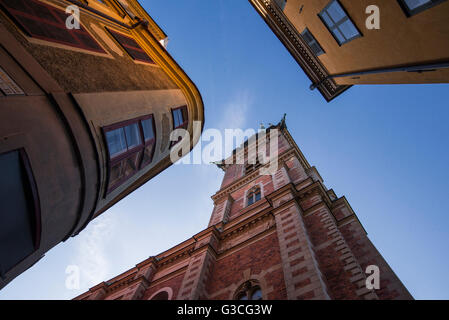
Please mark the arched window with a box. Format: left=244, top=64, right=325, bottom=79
left=235, top=280, right=263, bottom=300
left=148, top=287, right=173, bottom=300
left=150, top=291, right=169, bottom=300
left=247, top=186, right=262, bottom=206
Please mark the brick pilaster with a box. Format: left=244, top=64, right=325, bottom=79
left=273, top=198, right=330, bottom=300
left=177, top=233, right=218, bottom=299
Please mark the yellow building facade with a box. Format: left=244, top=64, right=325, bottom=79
left=250, top=0, right=449, bottom=101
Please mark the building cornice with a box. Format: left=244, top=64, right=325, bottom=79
left=248, top=0, right=351, bottom=102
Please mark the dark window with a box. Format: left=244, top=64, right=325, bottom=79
left=301, top=28, right=325, bottom=56
left=103, top=115, right=156, bottom=194
left=235, top=281, right=263, bottom=300
left=107, top=28, right=154, bottom=63
left=247, top=187, right=262, bottom=206
left=151, top=291, right=169, bottom=300
left=0, top=149, right=40, bottom=277
left=0, top=0, right=105, bottom=53
left=274, top=0, right=287, bottom=10
left=397, top=0, right=447, bottom=16
left=318, top=0, right=361, bottom=45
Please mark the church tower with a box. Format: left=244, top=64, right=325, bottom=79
left=75, top=118, right=412, bottom=300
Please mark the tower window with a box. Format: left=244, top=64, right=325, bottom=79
left=235, top=281, right=263, bottom=300
left=318, top=0, right=361, bottom=45
left=247, top=186, right=262, bottom=206
left=103, top=115, right=156, bottom=194
left=107, top=28, right=154, bottom=63
left=397, top=0, right=447, bottom=16
left=0, top=149, right=40, bottom=277
left=0, top=0, right=105, bottom=53
left=301, top=28, right=325, bottom=56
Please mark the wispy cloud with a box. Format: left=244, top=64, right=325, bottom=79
left=70, top=214, right=117, bottom=289
left=218, top=90, right=253, bottom=130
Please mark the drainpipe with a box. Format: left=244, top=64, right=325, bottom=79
left=310, top=61, right=449, bottom=90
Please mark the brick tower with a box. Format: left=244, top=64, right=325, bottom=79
left=74, top=118, right=412, bottom=300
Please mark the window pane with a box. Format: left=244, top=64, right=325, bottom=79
left=106, top=128, right=127, bottom=157
left=404, top=0, right=432, bottom=10
left=302, top=29, right=324, bottom=56
left=248, top=196, right=254, bottom=206
left=311, top=43, right=324, bottom=56
left=320, top=11, right=335, bottom=28
left=178, top=109, right=184, bottom=125
left=124, top=123, right=141, bottom=149
left=338, top=19, right=360, bottom=40
left=252, top=289, right=263, bottom=300
left=326, top=0, right=346, bottom=23
left=173, top=109, right=184, bottom=128
left=141, top=118, right=155, bottom=141
left=255, top=191, right=261, bottom=202
left=332, top=28, right=346, bottom=44
left=302, top=30, right=314, bottom=44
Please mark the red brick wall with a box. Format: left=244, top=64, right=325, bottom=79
left=206, top=232, right=287, bottom=300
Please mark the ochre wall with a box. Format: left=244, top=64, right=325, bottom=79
left=282, top=0, right=449, bottom=84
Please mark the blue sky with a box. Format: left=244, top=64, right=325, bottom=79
left=1, top=0, right=449, bottom=300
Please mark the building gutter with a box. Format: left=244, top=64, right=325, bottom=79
left=310, top=61, right=449, bottom=90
